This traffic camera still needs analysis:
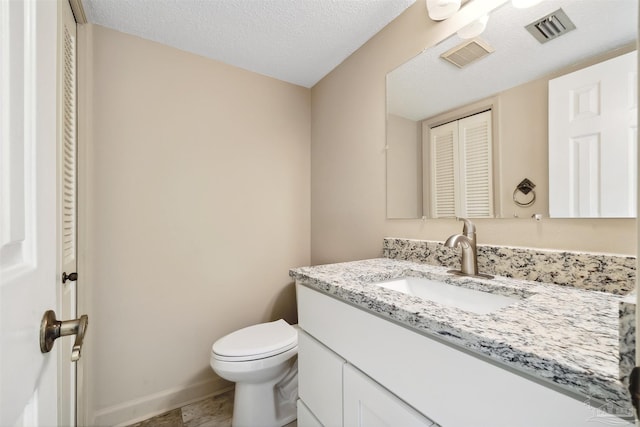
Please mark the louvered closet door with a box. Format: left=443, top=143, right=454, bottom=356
left=458, top=110, right=493, bottom=217
left=61, top=7, right=77, bottom=283
left=430, top=121, right=458, bottom=218
left=59, top=1, right=78, bottom=425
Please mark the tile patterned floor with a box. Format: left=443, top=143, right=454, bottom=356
left=126, top=390, right=234, bottom=427
left=126, top=389, right=296, bottom=427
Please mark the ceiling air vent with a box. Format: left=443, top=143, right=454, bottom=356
left=525, top=8, right=576, bottom=44
left=440, top=38, right=495, bottom=69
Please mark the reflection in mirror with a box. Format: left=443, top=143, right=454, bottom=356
left=548, top=50, right=637, bottom=218
left=386, top=0, right=637, bottom=219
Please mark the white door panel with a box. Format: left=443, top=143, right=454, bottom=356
left=429, top=121, right=458, bottom=218
left=458, top=111, right=493, bottom=217
left=549, top=51, right=637, bottom=217
left=1, top=0, right=60, bottom=425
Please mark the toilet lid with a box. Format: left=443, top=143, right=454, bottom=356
left=212, top=319, right=297, bottom=360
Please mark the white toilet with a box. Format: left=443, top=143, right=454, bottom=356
left=210, top=319, right=298, bottom=427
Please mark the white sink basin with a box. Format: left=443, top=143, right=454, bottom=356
left=372, top=276, right=521, bottom=315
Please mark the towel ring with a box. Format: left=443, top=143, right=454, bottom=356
left=513, top=178, right=536, bottom=207
left=513, top=188, right=536, bottom=207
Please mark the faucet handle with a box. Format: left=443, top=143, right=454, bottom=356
left=456, top=217, right=476, bottom=234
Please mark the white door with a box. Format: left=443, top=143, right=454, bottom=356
left=549, top=50, right=638, bottom=218
left=0, top=1, right=74, bottom=425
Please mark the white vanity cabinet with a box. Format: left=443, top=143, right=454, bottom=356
left=295, top=283, right=634, bottom=427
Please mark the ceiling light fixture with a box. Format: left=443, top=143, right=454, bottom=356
left=426, top=0, right=461, bottom=21
left=457, top=14, right=489, bottom=39
left=512, top=0, right=543, bottom=8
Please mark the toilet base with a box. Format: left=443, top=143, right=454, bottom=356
left=231, top=367, right=297, bottom=427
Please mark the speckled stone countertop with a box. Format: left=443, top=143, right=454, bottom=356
left=290, top=258, right=634, bottom=417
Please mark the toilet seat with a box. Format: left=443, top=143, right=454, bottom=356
left=212, top=319, right=297, bottom=362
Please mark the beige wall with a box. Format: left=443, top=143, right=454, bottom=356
left=386, top=114, right=421, bottom=218
left=497, top=78, right=548, bottom=219
left=79, top=25, right=310, bottom=425
left=310, top=0, right=636, bottom=266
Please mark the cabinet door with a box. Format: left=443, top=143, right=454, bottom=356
left=343, top=365, right=435, bottom=427
left=298, top=330, right=345, bottom=427
left=298, top=399, right=324, bottom=427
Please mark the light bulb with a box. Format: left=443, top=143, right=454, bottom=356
left=426, top=0, right=462, bottom=21
left=512, top=0, right=543, bottom=8
left=457, top=14, right=489, bottom=39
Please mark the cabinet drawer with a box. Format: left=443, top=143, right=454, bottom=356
left=298, top=330, right=345, bottom=427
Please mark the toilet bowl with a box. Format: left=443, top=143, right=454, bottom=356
left=210, top=319, right=298, bottom=427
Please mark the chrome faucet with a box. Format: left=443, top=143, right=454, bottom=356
left=444, top=218, right=492, bottom=279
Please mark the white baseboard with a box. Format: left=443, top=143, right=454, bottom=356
left=92, top=377, right=232, bottom=427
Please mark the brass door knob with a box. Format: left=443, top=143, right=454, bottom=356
left=40, top=310, right=88, bottom=362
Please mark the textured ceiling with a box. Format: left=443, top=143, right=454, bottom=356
left=387, top=0, right=638, bottom=121
left=81, top=0, right=416, bottom=88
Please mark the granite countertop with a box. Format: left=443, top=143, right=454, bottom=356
left=290, top=258, right=633, bottom=416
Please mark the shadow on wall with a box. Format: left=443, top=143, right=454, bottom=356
left=269, top=282, right=298, bottom=325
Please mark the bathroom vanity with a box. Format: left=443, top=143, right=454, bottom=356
left=290, top=258, right=635, bottom=427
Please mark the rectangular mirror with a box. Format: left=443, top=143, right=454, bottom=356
left=386, top=0, right=637, bottom=219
